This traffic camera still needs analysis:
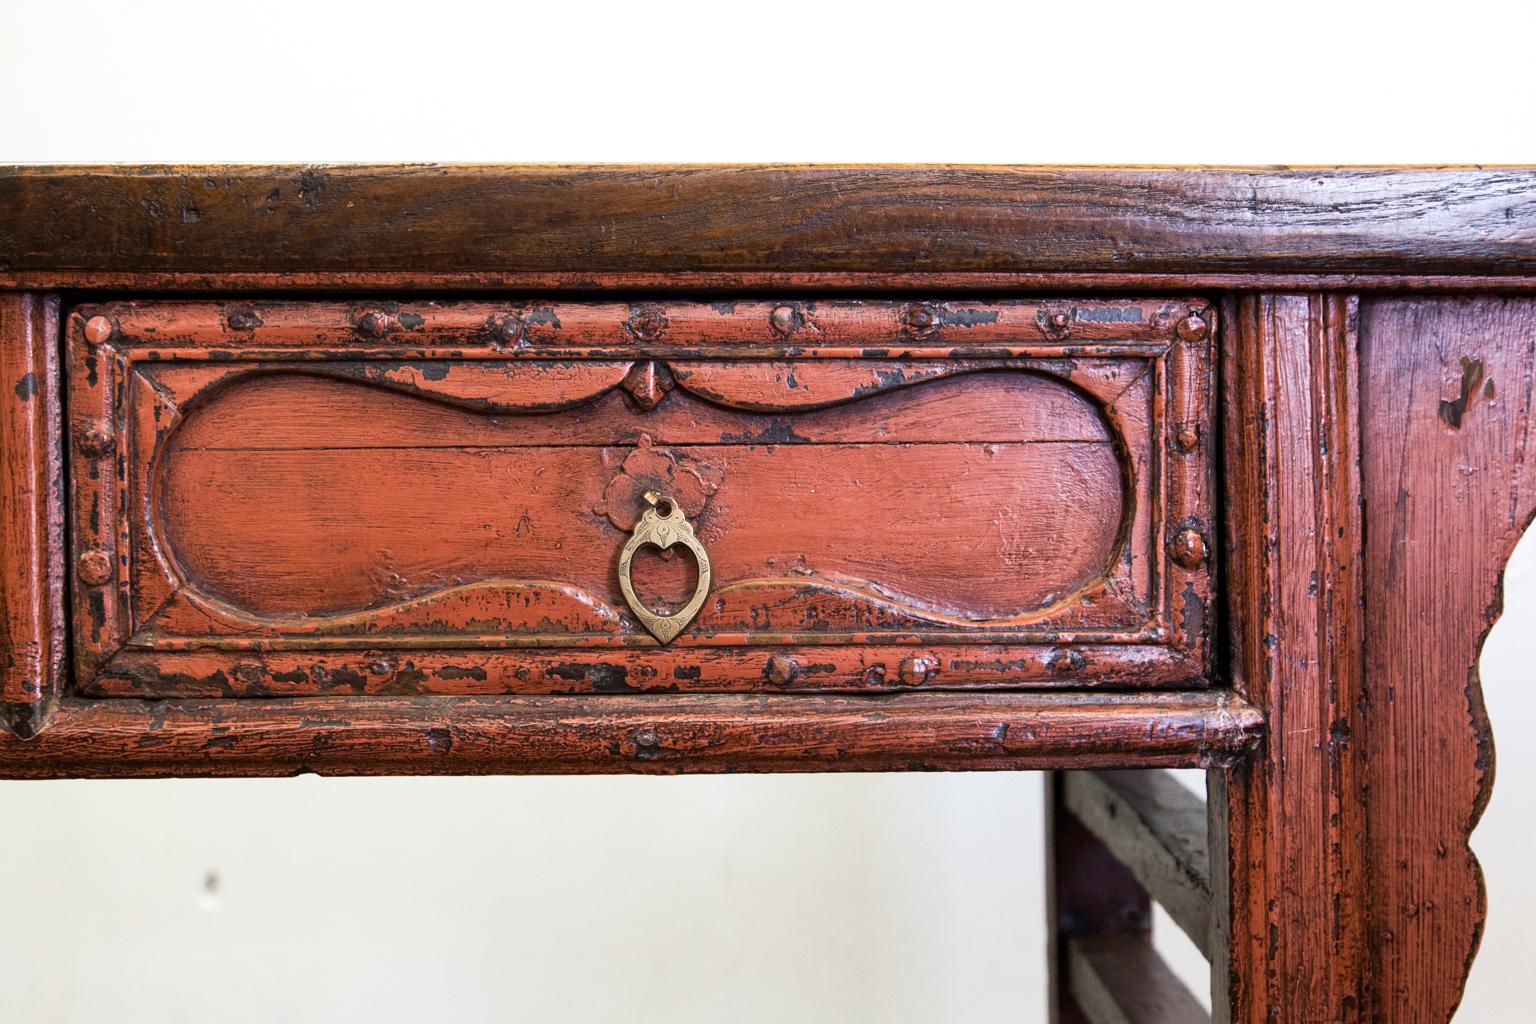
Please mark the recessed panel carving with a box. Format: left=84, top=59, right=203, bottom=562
left=158, top=370, right=1126, bottom=626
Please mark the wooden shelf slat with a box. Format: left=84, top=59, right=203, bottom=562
left=1063, top=770, right=1213, bottom=958
left=1067, top=931, right=1210, bottom=1024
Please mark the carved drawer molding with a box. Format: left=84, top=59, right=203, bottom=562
left=67, top=298, right=1214, bottom=697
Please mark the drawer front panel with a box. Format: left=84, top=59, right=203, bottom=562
left=67, top=299, right=1213, bottom=696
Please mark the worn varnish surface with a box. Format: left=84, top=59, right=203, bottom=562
left=13, top=270, right=1536, bottom=296
left=69, top=298, right=1214, bottom=696
left=1358, top=298, right=1536, bottom=1023
left=1216, top=294, right=1367, bottom=1023
left=3, top=165, right=1535, bottom=276
left=3, top=165, right=1534, bottom=1022
left=0, top=691, right=1263, bottom=779
left=1211, top=293, right=1536, bottom=1024
left=0, top=293, right=64, bottom=738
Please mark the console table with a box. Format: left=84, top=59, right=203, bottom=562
left=2, top=166, right=1532, bottom=1023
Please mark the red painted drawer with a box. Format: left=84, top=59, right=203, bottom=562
left=66, top=298, right=1214, bottom=696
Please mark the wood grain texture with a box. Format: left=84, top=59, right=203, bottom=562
left=1066, top=932, right=1210, bottom=1024
left=11, top=271, right=1536, bottom=295
left=0, top=691, right=1263, bottom=779
left=2, top=166, right=1530, bottom=1020
left=1214, top=295, right=1536, bottom=1024
left=1215, top=294, right=1366, bottom=1023
left=1358, top=298, right=1536, bottom=1023
left=0, top=293, right=63, bottom=738
left=67, top=298, right=1214, bottom=696
left=2, top=166, right=1534, bottom=275
left=1063, top=771, right=1212, bottom=959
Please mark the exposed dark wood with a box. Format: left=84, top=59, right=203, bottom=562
left=1358, top=298, right=1536, bottom=1023
left=0, top=293, right=63, bottom=738
left=1067, top=932, right=1210, bottom=1024
left=1047, top=771, right=1152, bottom=1023
left=3, top=166, right=1535, bottom=276
left=1216, top=294, right=1367, bottom=1023
left=67, top=298, right=1213, bottom=696
left=12, top=270, right=1536, bottom=294
left=1063, top=771, right=1212, bottom=959
left=0, top=691, right=1262, bottom=779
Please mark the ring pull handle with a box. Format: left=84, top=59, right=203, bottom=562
left=617, top=491, right=713, bottom=644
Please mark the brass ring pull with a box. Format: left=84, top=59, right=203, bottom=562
left=617, top=491, right=712, bottom=644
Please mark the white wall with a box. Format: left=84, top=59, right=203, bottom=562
left=2, top=2, right=1532, bottom=1020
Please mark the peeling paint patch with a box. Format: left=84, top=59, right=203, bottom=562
left=1438, top=356, right=1486, bottom=429
left=945, top=308, right=1001, bottom=328
left=1073, top=307, right=1143, bottom=323
left=296, top=170, right=330, bottom=209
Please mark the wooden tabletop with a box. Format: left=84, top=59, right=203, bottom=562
left=2, top=165, right=1534, bottom=281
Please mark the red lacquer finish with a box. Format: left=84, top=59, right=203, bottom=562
left=1357, top=298, right=1536, bottom=1023
left=3, top=166, right=1535, bottom=1023
left=67, top=298, right=1214, bottom=697
left=0, top=293, right=64, bottom=738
